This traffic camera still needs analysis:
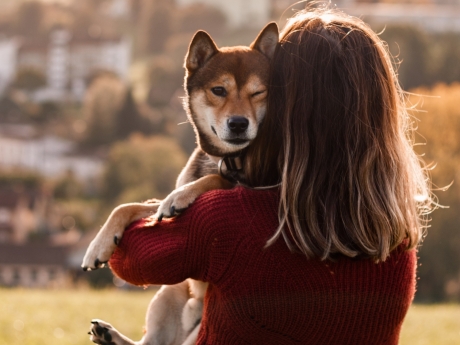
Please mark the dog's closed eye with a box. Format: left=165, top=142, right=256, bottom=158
left=251, top=90, right=266, bottom=97
left=211, top=87, right=227, bottom=97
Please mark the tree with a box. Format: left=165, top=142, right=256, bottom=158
left=409, top=83, right=460, bottom=302
left=147, top=57, right=183, bottom=107
left=376, top=24, right=460, bottom=89
left=53, top=171, right=85, bottom=200
left=0, top=170, right=43, bottom=190
left=379, top=25, right=431, bottom=90
left=82, top=74, right=158, bottom=147
left=13, top=67, right=47, bottom=92
left=115, top=87, right=152, bottom=140
left=82, top=73, right=126, bottom=147
left=102, top=134, right=187, bottom=205
left=137, top=0, right=173, bottom=54
left=431, top=33, right=460, bottom=85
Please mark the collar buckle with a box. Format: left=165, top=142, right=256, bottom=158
left=218, top=155, right=243, bottom=182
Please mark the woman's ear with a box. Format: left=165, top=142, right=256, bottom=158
left=185, top=31, right=219, bottom=73
left=250, top=22, right=279, bottom=60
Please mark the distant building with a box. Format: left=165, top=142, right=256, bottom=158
left=274, top=1, right=460, bottom=32
left=0, top=243, right=72, bottom=288
left=68, top=30, right=131, bottom=101
left=0, top=187, right=49, bottom=244
left=17, top=40, right=47, bottom=71
left=14, top=27, right=131, bottom=102
left=336, top=1, right=460, bottom=32
left=104, top=0, right=132, bottom=18
left=176, top=0, right=271, bottom=29
left=0, top=125, right=104, bottom=182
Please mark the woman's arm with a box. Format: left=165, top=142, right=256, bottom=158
left=108, top=188, right=247, bottom=286
left=109, top=187, right=268, bottom=285
left=109, top=215, right=206, bottom=286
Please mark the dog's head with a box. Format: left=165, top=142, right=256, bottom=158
left=183, top=23, right=279, bottom=157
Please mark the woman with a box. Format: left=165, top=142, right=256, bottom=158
left=107, top=7, right=432, bottom=345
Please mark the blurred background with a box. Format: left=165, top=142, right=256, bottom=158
left=0, top=0, right=459, bottom=306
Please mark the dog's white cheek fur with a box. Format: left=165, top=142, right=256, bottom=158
left=256, top=104, right=266, bottom=125
left=190, top=92, right=218, bottom=139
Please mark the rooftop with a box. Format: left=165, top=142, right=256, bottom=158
left=0, top=243, right=71, bottom=266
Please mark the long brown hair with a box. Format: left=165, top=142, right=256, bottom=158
left=245, top=7, right=433, bottom=261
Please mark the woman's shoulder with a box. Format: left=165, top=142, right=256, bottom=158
left=197, top=184, right=279, bottom=199
left=192, top=185, right=280, bottom=214
left=178, top=185, right=280, bottom=247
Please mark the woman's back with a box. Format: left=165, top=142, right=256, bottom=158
left=110, top=187, right=416, bottom=345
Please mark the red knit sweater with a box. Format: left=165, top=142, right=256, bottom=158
left=109, top=186, right=416, bottom=345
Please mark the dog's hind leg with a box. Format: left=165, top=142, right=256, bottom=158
left=140, top=282, right=191, bottom=345
left=179, top=279, right=207, bottom=345
left=181, top=323, right=201, bottom=345
left=89, top=319, right=137, bottom=345
left=89, top=282, right=192, bottom=345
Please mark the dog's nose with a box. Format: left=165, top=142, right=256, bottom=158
left=227, top=116, right=249, bottom=134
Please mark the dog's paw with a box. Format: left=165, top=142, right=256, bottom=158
left=88, top=320, right=116, bottom=345
left=156, top=187, right=200, bottom=220
left=82, top=229, right=120, bottom=271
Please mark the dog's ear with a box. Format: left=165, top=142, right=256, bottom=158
left=250, top=22, right=279, bottom=60
left=185, top=31, right=219, bottom=73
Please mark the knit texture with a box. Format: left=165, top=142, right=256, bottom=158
left=109, top=186, right=416, bottom=345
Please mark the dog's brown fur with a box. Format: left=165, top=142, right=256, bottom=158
left=84, top=23, right=278, bottom=345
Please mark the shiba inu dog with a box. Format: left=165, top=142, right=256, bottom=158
left=83, top=22, right=278, bottom=345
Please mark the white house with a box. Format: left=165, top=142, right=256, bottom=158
left=69, top=33, right=131, bottom=101
left=176, top=0, right=271, bottom=29
left=45, top=28, right=72, bottom=101
left=103, top=0, right=131, bottom=18
left=0, top=125, right=104, bottom=183
left=0, top=36, right=19, bottom=95
left=16, top=28, right=131, bottom=102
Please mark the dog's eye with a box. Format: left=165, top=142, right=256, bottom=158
left=252, top=90, right=266, bottom=97
left=211, top=87, right=227, bottom=97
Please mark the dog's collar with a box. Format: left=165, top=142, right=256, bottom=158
left=208, top=154, right=244, bottom=182
left=218, top=156, right=243, bottom=176
left=208, top=153, right=281, bottom=189
left=219, top=155, right=244, bottom=182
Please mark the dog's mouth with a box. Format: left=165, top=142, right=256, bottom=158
left=224, top=138, right=250, bottom=146
left=211, top=126, right=251, bottom=146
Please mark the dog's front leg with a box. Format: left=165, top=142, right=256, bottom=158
left=157, top=174, right=234, bottom=219
left=82, top=202, right=160, bottom=270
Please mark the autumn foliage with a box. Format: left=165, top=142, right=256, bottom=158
left=408, top=83, right=460, bottom=301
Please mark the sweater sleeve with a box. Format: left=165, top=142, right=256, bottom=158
left=108, top=189, right=244, bottom=286
left=109, top=204, right=208, bottom=286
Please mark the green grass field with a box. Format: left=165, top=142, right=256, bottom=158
left=1, top=288, right=459, bottom=345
